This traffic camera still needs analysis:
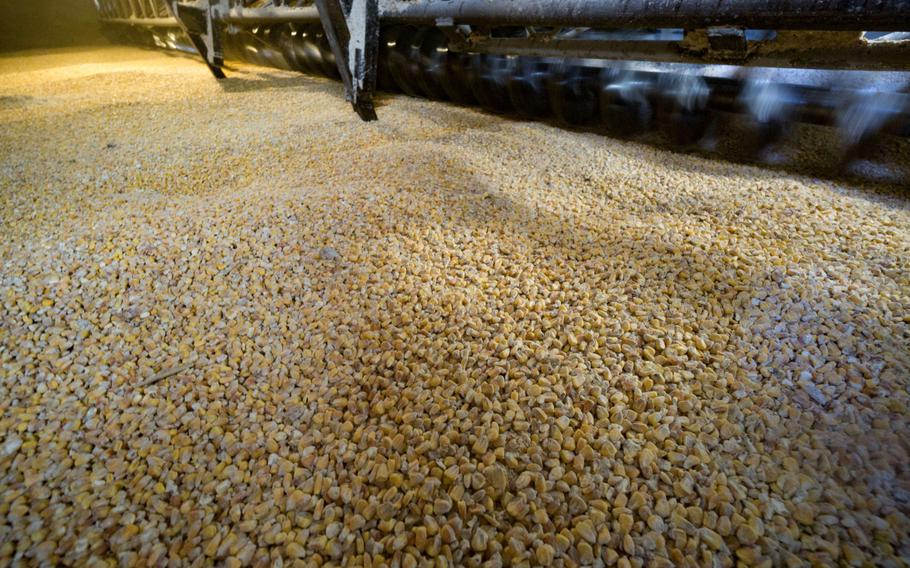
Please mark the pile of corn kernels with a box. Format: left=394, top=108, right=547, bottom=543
left=0, top=47, right=908, bottom=567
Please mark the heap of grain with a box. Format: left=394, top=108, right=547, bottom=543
left=0, top=47, right=908, bottom=567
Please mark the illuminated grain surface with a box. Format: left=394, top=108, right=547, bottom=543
left=1, top=46, right=908, bottom=566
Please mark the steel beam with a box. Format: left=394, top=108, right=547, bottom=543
left=218, top=6, right=321, bottom=25
left=455, top=35, right=910, bottom=72
left=207, top=1, right=910, bottom=32
left=101, top=16, right=180, bottom=27
left=315, top=0, right=381, bottom=121
left=163, top=0, right=226, bottom=78
left=382, top=0, right=910, bottom=31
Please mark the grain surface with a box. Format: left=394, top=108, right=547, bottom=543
left=1, top=47, right=909, bottom=567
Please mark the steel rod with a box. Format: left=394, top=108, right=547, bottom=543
left=381, top=0, right=910, bottom=31
left=213, top=1, right=910, bottom=31
left=104, top=0, right=910, bottom=30
left=218, top=6, right=321, bottom=24
left=461, top=38, right=910, bottom=71
left=101, top=16, right=180, bottom=27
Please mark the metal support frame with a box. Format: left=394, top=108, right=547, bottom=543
left=447, top=30, right=910, bottom=71
left=163, top=0, right=227, bottom=78
left=314, top=0, right=381, bottom=121
left=383, top=0, right=910, bottom=31
left=98, top=0, right=910, bottom=123
left=105, top=0, right=910, bottom=32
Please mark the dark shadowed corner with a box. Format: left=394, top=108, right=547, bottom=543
left=0, top=0, right=107, bottom=52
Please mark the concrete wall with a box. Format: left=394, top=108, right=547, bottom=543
left=0, top=0, right=107, bottom=52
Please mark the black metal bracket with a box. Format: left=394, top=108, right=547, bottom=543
left=163, top=0, right=227, bottom=79
left=314, top=0, right=380, bottom=121
left=705, top=27, right=749, bottom=61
